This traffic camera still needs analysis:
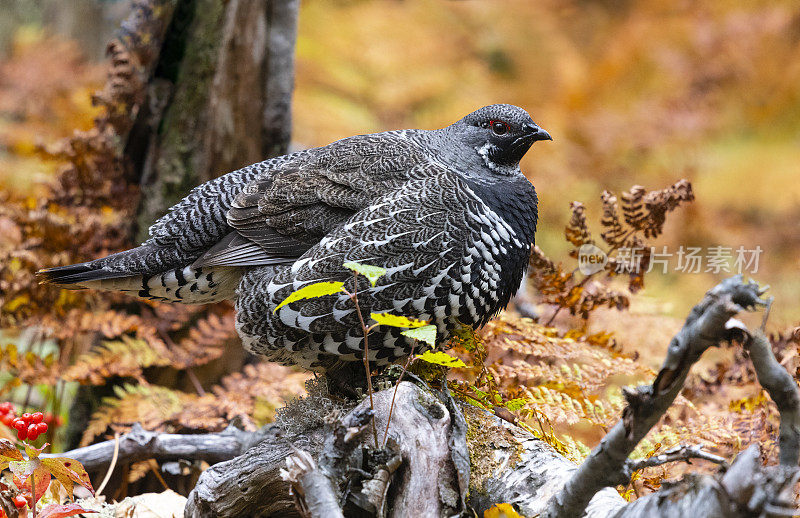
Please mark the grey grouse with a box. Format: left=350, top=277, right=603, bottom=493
left=39, top=104, right=551, bottom=370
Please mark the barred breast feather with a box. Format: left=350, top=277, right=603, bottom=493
left=235, top=168, right=537, bottom=369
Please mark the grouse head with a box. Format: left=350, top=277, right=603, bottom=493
left=446, top=104, right=552, bottom=176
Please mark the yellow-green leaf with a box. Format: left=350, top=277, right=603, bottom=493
left=417, top=350, right=466, bottom=368
left=343, top=262, right=386, bottom=287
left=273, top=282, right=345, bottom=313
left=370, top=313, right=428, bottom=329
left=505, top=398, right=527, bottom=411
left=401, top=325, right=438, bottom=348
left=25, top=442, right=47, bottom=459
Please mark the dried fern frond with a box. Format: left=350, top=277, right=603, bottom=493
left=475, top=315, right=653, bottom=431
left=0, top=342, right=60, bottom=386
left=82, top=361, right=310, bottom=445
left=167, top=311, right=236, bottom=369
left=621, top=185, right=647, bottom=231
left=65, top=336, right=171, bottom=385
left=82, top=383, right=189, bottom=446
left=565, top=201, right=593, bottom=247
left=528, top=180, right=693, bottom=321
left=599, top=191, right=626, bottom=248
left=642, top=179, right=694, bottom=238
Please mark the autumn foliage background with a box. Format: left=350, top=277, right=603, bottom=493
left=0, top=0, right=799, bottom=504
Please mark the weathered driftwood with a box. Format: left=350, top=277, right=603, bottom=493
left=51, top=277, right=799, bottom=517
left=612, top=444, right=800, bottom=518
left=185, top=382, right=476, bottom=518
left=747, top=329, right=800, bottom=466
left=545, top=276, right=800, bottom=518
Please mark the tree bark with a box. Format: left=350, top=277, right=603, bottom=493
left=132, top=0, right=299, bottom=240
left=182, top=382, right=627, bottom=518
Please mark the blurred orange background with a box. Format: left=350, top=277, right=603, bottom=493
left=2, top=0, right=799, bottom=330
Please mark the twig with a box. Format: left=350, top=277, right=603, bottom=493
left=760, top=295, right=774, bottom=332
left=148, top=459, right=170, bottom=490
left=155, top=322, right=206, bottom=396
left=347, top=272, right=379, bottom=448
left=31, top=468, right=36, bottom=518
left=185, top=367, right=206, bottom=396
left=95, top=432, right=120, bottom=496
left=624, top=444, right=728, bottom=476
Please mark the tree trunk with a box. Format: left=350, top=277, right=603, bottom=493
left=132, top=0, right=299, bottom=240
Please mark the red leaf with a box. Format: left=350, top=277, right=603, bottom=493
left=37, top=503, right=98, bottom=518
left=14, top=466, right=51, bottom=504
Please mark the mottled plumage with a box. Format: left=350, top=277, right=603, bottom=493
left=39, top=104, right=550, bottom=369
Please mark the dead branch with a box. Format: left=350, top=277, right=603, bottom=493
left=615, top=444, right=800, bottom=518
left=185, top=382, right=472, bottom=517
left=746, top=329, right=800, bottom=466
left=544, top=275, right=769, bottom=518
left=41, top=423, right=263, bottom=474
left=624, top=444, right=728, bottom=475
left=45, top=276, right=798, bottom=517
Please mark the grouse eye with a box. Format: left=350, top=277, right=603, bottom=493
left=490, top=120, right=510, bottom=135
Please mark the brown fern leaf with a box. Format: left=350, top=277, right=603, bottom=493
left=167, top=311, right=237, bottom=369
left=565, top=201, right=593, bottom=247
left=571, top=282, right=630, bottom=318
left=82, top=383, right=189, bottom=446
left=478, top=315, right=652, bottom=432
left=127, top=461, right=151, bottom=484
left=145, top=300, right=206, bottom=332
left=529, top=245, right=557, bottom=274
left=90, top=40, right=142, bottom=134
left=65, top=336, right=170, bottom=385
left=170, top=362, right=309, bottom=432
left=641, top=179, right=694, bottom=238
left=528, top=246, right=572, bottom=298
left=599, top=191, right=626, bottom=248
left=0, top=343, right=61, bottom=386
left=621, top=185, right=647, bottom=230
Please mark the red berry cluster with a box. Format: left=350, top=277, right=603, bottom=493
left=11, top=413, right=48, bottom=441
left=1, top=404, right=49, bottom=441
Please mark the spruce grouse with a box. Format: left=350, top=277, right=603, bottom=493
left=39, top=104, right=551, bottom=369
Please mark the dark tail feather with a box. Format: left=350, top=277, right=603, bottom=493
left=37, top=262, right=129, bottom=287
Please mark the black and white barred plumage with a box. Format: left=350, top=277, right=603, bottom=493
left=39, top=104, right=551, bottom=369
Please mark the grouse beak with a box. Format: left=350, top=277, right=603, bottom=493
left=523, top=123, right=552, bottom=143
